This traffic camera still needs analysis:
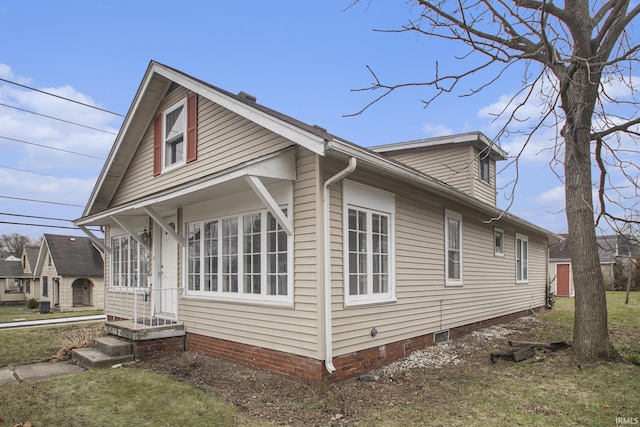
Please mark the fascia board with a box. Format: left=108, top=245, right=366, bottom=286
left=371, top=131, right=508, bottom=160
left=154, top=64, right=326, bottom=156
left=83, top=62, right=169, bottom=217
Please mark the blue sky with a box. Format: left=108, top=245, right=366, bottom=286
left=0, top=1, right=597, bottom=240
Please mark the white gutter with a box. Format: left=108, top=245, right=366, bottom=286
left=322, top=157, right=357, bottom=373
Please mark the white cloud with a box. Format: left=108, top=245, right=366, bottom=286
left=0, top=63, right=13, bottom=79
left=530, top=185, right=565, bottom=205
left=421, top=123, right=453, bottom=137
left=0, top=64, right=120, bottom=237
left=0, top=77, right=118, bottom=172
left=500, top=129, right=563, bottom=164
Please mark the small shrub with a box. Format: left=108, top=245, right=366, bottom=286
left=26, top=298, right=39, bottom=309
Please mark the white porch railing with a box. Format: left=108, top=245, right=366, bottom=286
left=105, top=287, right=181, bottom=329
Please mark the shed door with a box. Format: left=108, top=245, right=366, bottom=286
left=557, top=263, right=571, bottom=296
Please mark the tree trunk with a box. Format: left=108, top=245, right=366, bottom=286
left=562, top=70, right=618, bottom=362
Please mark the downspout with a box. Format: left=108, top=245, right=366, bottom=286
left=322, top=157, right=357, bottom=373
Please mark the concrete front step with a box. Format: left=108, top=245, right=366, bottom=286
left=93, top=336, right=132, bottom=357
left=72, top=347, right=134, bottom=369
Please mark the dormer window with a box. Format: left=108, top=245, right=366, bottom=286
left=163, top=100, right=186, bottom=169
left=479, top=155, right=490, bottom=184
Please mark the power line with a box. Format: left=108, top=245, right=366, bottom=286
left=0, top=165, right=65, bottom=178
left=0, top=102, right=118, bottom=135
left=0, top=135, right=106, bottom=160
left=0, top=77, right=124, bottom=117
left=0, top=220, right=100, bottom=232
left=0, top=195, right=84, bottom=208
left=0, top=212, right=73, bottom=222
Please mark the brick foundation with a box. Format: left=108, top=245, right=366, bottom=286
left=186, top=306, right=543, bottom=383
left=132, top=336, right=185, bottom=360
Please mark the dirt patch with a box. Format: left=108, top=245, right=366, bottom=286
left=132, top=315, right=567, bottom=426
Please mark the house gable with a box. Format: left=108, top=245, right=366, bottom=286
left=36, top=234, right=103, bottom=277
left=84, top=61, right=328, bottom=217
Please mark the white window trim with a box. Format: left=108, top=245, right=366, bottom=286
left=343, top=180, right=396, bottom=306
left=110, top=235, right=148, bottom=289
left=445, top=209, right=463, bottom=287
left=515, top=233, right=529, bottom=284
left=183, top=207, right=293, bottom=306
left=162, top=98, right=187, bottom=173
left=494, top=227, right=505, bottom=257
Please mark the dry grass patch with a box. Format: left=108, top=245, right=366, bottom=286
left=49, top=323, right=105, bottom=362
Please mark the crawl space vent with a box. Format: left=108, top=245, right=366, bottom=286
left=434, top=330, right=450, bottom=344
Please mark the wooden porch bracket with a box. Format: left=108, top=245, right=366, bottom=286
left=143, top=206, right=187, bottom=247
left=110, top=215, right=151, bottom=252
left=78, top=225, right=111, bottom=254
left=245, top=175, right=293, bottom=236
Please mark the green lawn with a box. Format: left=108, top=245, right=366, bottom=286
left=542, top=290, right=640, bottom=329
left=0, top=305, right=103, bottom=323
left=0, top=368, right=260, bottom=427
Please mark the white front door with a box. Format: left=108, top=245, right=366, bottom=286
left=155, top=220, right=178, bottom=319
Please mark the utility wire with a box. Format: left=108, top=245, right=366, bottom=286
left=0, top=135, right=106, bottom=160
left=0, top=165, right=66, bottom=178
left=0, top=220, right=100, bottom=231
left=0, top=212, right=73, bottom=222
left=0, top=195, right=84, bottom=208
left=0, top=102, right=118, bottom=135
left=0, top=77, right=124, bottom=117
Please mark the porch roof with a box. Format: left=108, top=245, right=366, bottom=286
left=75, top=148, right=296, bottom=239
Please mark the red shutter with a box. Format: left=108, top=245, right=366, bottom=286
left=186, top=92, right=198, bottom=163
left=153, top=113, right=162, bottom=176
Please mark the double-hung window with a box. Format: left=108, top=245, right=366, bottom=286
left=186, top=208, right=291, bottom=303
left=154, top=93, right=197, bottom=176
left=445, top=210, right=463, bottom=286
left=111, top=235, right=149, bottom=288
left=516, top=233, right=529, bottom=283
left=343, top=180, right=395, bottom=306
left=163, top=99, right=186, bottom=169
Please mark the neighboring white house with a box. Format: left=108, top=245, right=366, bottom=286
left=74, top=61, right=551, bottom=382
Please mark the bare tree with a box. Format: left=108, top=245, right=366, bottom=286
left=0, top=233, right=39, bottom=258
left=350, top=0, right=640, bottom=362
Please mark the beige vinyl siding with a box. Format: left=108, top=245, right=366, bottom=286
left=178, top=148, right=323, bottom=359
left=383, top=145, right=473, bottom=196
left=104, top=288, right=150, bottom=321
left=110, top=86, right=293, bottom=208
left=472, top=155, right=497, bottom=205
left=329, top=166, right=547, bottom=357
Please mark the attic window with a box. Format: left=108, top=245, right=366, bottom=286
left=164, top=100, right=186, bottom=169
left=153, top=93, right=198, bottom=176
left=479, top=155, right=490, bottom=184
